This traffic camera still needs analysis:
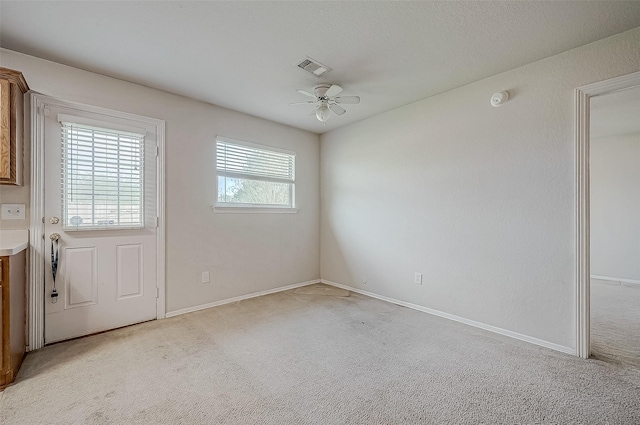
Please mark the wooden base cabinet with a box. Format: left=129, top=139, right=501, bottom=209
left=0, top=250, right=26, bottom=390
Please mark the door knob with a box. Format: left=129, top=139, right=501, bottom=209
left=50, top=233, right=61, bottom=241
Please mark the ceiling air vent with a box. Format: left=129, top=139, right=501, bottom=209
left=296, top=57, right=331, bottom=77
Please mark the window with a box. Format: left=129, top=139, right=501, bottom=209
left=60, top=121, right=145, bottom=230
left=216, top=137, right=295, bottom=210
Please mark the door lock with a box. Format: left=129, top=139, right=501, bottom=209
left=50, top=217, right=60, bottom=224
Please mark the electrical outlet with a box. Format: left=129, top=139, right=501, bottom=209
left=1, top=204, right=25, bottom=220
left=201, top=271, right=210, bottom=284
left=414, top=272, right=423, bottom=285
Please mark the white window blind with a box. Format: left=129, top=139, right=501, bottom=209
left=61, top=122, right=145, bottom=230
left=216, top=137, right=295, bottom=208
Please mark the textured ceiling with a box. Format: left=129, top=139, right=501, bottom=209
left=2, top=1, right=640, bottom=134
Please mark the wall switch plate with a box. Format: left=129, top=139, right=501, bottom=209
left=414, top=272, right=423, bottom=285
left=1, top=204, right=26, bottom=220
left=201, top=271, right=210, bottom=284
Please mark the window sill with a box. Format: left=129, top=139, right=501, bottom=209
left=212, top=205, right=298, bottom=214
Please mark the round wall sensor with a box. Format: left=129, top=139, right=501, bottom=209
left=490, top=91, right=509, bottom=107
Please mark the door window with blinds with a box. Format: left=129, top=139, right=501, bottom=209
left=216, top=137, right=295, bottom=209
left=60, top=120, right=145, bottom=230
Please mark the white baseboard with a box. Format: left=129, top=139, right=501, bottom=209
left=165, top=279, right=320, bottom=318
left=591, top=275, right=640, bottom=287
left=321, top=279, right=576, bottom=356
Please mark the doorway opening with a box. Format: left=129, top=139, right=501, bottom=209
left=589, top=85, right=640, bottom=366
left=575, top=71, right=640, bottom=360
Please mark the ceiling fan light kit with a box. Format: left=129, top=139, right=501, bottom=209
left=290, top=83, right=361, bottom=122
left=316, top=104, right=331, bottom=122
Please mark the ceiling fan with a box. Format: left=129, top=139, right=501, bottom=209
left=290, top=84, right=360, bottom=122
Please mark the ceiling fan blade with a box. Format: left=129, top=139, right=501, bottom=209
left=334, top=96, right=360, bottom=104
left=289, top=101, right=316, bottom=105
left=296, top=89, right=317, bottom=98
left=329, top=103, right=346, bottom=116
left=325, top=84, right=343, bottom=98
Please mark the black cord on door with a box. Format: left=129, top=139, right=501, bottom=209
left=50, top=234, right=59, bottom=303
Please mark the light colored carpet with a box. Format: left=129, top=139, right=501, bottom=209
left=1, top=284, right=640, bottom=424
left=293, top=283, right=350, bottom=297
left=591, top=279, right=640, bottom=368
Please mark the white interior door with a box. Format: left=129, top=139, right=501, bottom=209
left=43, top=105, right=159, bottom=344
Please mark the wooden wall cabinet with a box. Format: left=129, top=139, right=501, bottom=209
left=0, top=251, right=26, bottom=390
left=0, top=67, right=30, bottom=186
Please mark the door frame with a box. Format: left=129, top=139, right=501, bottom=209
left=575, top=71, right=640, bottom=359
left=28, top=93, right=166, bottom=351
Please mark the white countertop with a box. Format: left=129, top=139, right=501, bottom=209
left=0, top=229, right=29, bottom=256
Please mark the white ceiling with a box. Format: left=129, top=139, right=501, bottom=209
left=2, top=1, right=640, bottom=134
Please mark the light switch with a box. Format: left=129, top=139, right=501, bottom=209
left=1, top=204, right=26, bottom=220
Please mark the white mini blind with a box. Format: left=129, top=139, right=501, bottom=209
left=216, top=137, right=295, bottom=208
left=216, top=139, right=295, bottom=183
left=61, top=122, right=145, bottom=230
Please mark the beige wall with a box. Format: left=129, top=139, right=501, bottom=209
left=591, top=131, right=640, bottom=282
left=0, top=49, right=321, bottom=313
left=320, top=27, right=640, bottom=351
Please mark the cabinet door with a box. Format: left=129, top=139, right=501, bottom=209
left=0, top=79, right=11, bottom=180
left=0, top=68, right=29, bottom=186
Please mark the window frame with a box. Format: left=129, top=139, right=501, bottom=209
left=214, top=136, right=297, bottom=213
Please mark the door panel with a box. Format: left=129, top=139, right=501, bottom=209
left=43, top=106, right=158, bottom=344
left=63, top=246, right=97, bottom=308
left=116, top=244, right=143, bottom=300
